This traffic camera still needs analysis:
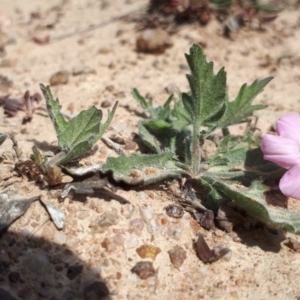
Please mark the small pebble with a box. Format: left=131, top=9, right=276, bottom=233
left=285, top=237, right=300, bottom=252
left=98, top=47, right=111, bottom=54
left=131, top=261, right=155, bottom=279
left=101, top=100, right=112, bottom=108
left=156, top=214, right=169, bottom=226
left=167, top=224, right=183, bottom=240
left=112, top=234, right=126, bottom=246
left=166, top=204, right=184, bottom=219
left=130, top=218, right=144, bottom=230
left=168, top=245, right=187, bottom=268
left=165, top=83, right=179, bottom=95
left=179, top=64, right=189, bottom=71
left=101, top=237, right=116, bottom=252
left=50, top=70, right=69, bottom=86
left=139, top=206, right=153, bottom=223
left=136, top=29, right=172, bottom=54
left=147, top=223, right=161, bottom=235
left=105, top=85, right=114, bottom=92
left=124, top=236, right=139, bottom=249
left=0, top=75, right=12, bottom=92
left=136, top=244, right=161, bottom=260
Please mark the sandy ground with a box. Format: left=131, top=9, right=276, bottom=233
left=1, top=0, right=300, bottom=299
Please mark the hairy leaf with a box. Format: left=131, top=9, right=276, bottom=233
left=102, top=152, right=187, bottom=186
left=58, top=106, right=101, bottom=151
left=184, top=44, right=227, bottom=125
left=97, top=101, right=118, bottom=139
left=202, top=175, right=300, bottom=234
left=40, top=85, right=117, bottom=165
left=40, top=84, right=68, bottom=135
left=132, top=88, right=173, bottom=120
left=102, top=152, right=174, bottom=177
left=217, top=77, right=272, bottom=128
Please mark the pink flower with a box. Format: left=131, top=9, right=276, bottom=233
left=261, top=113, right=300, bottom=200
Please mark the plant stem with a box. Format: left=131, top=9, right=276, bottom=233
left=191, top=120, right=201, bottom=175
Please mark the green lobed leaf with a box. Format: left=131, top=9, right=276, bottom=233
left=41, top=85, right=117, bottom=165
left=102, top=152, right=188, bottom=186
left=184, top=44, right=227, bottom=125
left=217, top=77, right=272, bottom=128
left=201, top=175, right=300, bottom=234
left=102, top=152, right=174, bottom=177
left=58, top=106, right=101, bottom=151
left=207, top=134, right=280, bottom=174
left=40, top=84, right=68, bottom=136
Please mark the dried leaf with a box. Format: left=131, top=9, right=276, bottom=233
left=40, top=199, right=65, bottom=229
left=0, top=191, right=40, bottom=231
left=195, top=234, right=230, bottom=263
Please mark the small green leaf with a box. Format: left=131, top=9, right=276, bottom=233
left=40, top=84, right=68, bottom=135
left=217, top=77, right=272, bottom=128
left=41, top=85, right=117, bottom=165
left=97, top=101, right=118, bottom=139
left=132, top=88, right=152, bottom=110
left=132, top=88, right=173, bottom=120
left=138, top=121, right=162, bottom=153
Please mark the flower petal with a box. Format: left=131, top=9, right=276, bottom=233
left=276, top=113, right=300, bottom=146
left=279, top=164, right=300, bottom=200
left=261, top=134, right=300, bottom=168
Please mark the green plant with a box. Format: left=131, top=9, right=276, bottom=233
left=40, top=84, right=117, bottom=166
left=100, top=44, right=300, bottom=233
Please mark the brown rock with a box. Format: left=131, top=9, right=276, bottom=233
left=131, top=261, right=155, bottom=279
left=136, top=29, right=172, bottom=54
left=50, top=70, right=69, bottom=86
left=101, top=237, right=116, bottom=252
left=166, top=204, right=184, bottom=219
left=168, top=245, right=187, bottom=268
left=136, top=244, right=161, bottom=260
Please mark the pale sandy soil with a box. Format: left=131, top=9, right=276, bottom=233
left=1, top=1, right=300, bottom=299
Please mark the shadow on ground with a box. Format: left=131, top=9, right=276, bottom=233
left=0, top=230, right=111, bottom=300
left=234, top=224, right=286, bottom=253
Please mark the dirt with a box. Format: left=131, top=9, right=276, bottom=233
left=0, top=1, right=300, bottom=299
